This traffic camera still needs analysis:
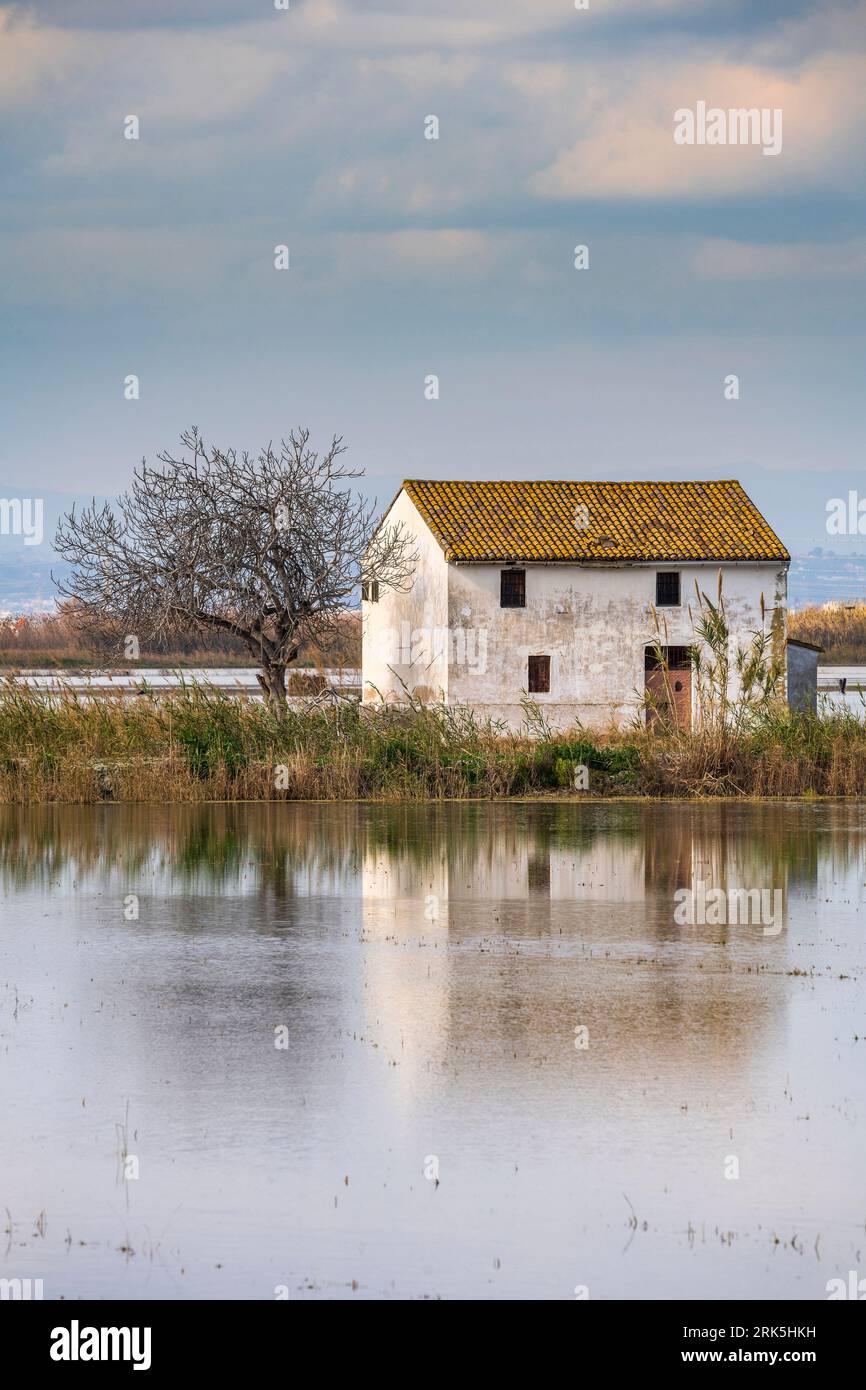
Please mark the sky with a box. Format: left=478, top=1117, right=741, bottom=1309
left=0, top=0, right=864, bottom=606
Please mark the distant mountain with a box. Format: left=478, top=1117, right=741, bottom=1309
left=787, top=555, right=866, bottom=609
left=0, top=488, right=862, bottom=616
left=0, top=486, right=93, bottom=614
left=0, top=555, right=71, bottom=615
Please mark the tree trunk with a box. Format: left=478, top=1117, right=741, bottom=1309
left=256, top=663, right=287, bottom=707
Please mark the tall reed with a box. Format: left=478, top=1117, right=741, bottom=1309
left=0, top=679, right=864, bottom=802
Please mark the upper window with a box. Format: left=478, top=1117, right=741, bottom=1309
left=528, top=654, right=550, bottom=694
left=655, top=572, right=681, bottom=607
left=362, top=580, right=379, bottom=603
left=500, top=568, right=526, bottom=608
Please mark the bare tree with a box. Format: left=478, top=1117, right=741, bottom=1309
left=54, top=427, right=416, bottom=705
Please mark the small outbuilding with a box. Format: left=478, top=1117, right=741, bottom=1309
left=786, top=638, right=822, bottom=715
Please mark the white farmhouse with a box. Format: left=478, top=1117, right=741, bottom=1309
left=362, top=479, right=791, bottom=731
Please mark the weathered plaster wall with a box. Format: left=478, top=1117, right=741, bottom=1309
left=446, top=560, right=788, bottom=732
left=787, top=642, right=818, bottom=714
left=361, top=490, right=449, bottom=704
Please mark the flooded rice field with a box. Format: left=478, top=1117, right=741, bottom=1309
left=0, top=801, right=864, bottom=1300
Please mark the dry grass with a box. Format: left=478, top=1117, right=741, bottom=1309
left=789, top=602, right=866, bottom=664
left=0, top=609, right=361, bottom=670
left=636, top=704, right=866, bottom=797
left=1, top=681, right=865, bottom=803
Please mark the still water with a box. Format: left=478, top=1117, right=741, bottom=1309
left=0, top=801, right=864, bottom=1301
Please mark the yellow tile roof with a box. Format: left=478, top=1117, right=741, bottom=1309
left=401, top=479, right=789, bottom=563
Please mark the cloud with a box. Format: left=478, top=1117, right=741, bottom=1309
left=0, top=8, right=74, bottom=109
left=3, top=0, right=273, bottom=28
left=693, top=238, right=866, bottom=280
left=3, top=0, right=864, bottom=223
left=0, top=0, right=751, bottom=57
left=0, top=0, right=863, bottom=321
left=0, top=226, right=252, bottom=306
left=330, top=228, right=498, bottom=281
left=0, top=222, right=512, bottom=307
left=532, top=51, right=866, bottom=200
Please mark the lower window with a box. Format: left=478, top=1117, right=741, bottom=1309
left=528, top=654, right=550, bottom=694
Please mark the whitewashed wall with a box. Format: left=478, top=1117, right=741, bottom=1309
left=362, top=489, right=450, bottom=704
left=446, top=559, right=786, bottom=731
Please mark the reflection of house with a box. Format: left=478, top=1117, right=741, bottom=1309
left=362, top=810, right=796, bottom=931
left=363, top=838, right=646, bottom=913
left=359, top=807, right=804, bottom=1100
left=363, top=479, right=791, bottom=731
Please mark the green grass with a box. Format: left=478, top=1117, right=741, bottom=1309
left=0, top=680, right=864, bottom=803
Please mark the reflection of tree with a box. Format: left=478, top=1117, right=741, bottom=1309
left=0, top=804, right=365, bottom=905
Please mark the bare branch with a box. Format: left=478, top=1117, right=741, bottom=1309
left=54, top=428, right=417, bottom=704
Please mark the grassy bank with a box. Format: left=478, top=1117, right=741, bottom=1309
left=1, top=682, right=866, bottom=802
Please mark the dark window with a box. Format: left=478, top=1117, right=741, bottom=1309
left=528, top=655, right=550, bottom=694
left=645, top=645, right=691, bottom=671
left=655, top=572, right=680, bottom=607
left=500, top=568, right=526, bottom=608
left=362, top=580, right=379, bottom=603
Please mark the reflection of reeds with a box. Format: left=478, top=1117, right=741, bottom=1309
left=0, top=798, right=847, bottom=917
left=115, top=1100, right=130, bottom=1182
left=1, top=681, right=866, bottom=802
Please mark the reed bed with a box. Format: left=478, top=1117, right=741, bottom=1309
left=0, top=608, right=360, bottom=669
left=1, top=680, right=866, bottom=803
left=788, top=601, right=866, bottom=664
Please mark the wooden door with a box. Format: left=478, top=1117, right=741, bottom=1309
left=645, top=649, right=692, bottom=731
